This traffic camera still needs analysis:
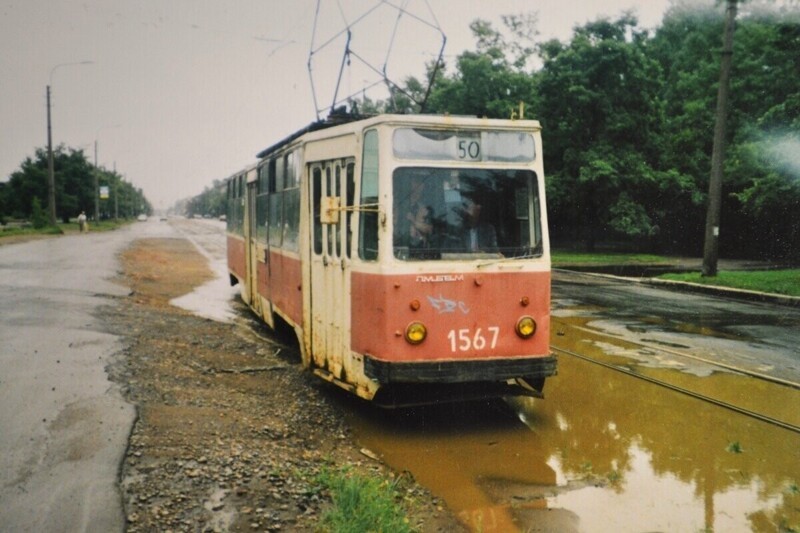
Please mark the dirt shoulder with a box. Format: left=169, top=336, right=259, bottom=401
left=104, top=237, right=461, bottom=532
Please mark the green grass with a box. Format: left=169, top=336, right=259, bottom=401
left=316, top=466, right=414, bottom=533
left=1, top=219, right=130, bottom=240
left=660, top=270, right=800, bottom=297
left=77, top=219, right=130, bottom=232
left=0, top=225, right=63, bottom=237
left=552, top=251, right=670, bottom=265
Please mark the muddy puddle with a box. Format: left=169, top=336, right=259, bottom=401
left=345, top=319, right=800, bottom=532
left=170, top=256, right=238, bottom=322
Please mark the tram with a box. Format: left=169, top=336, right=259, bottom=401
left=226, top=113, right=556, bottom=406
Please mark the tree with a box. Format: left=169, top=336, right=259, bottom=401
left=426, top=16, right=539, bottom=118
left=652, top=1, right=800, bottom=260
left=3, top=146, right=150, bottom=223
left=536, top=15, right=678, bottom=250
left=5, top=148, right=51, bottom=220
left=185, top=180, right=226, bottom=218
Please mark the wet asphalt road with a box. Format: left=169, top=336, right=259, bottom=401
left=551, top=269, right=800, bottom=384
left=0, top=221, right=178, bottom=532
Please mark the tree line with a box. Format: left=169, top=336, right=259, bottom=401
left=374, top=1, right=800, bottom=260
left=174, top=179, right=226, bottom=219
left=0, top=146, right=151, bottom=226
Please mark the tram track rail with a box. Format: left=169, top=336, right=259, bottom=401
left=551, top=344, right=800, bottom=434
left=560, top=321, right=800, bottom=391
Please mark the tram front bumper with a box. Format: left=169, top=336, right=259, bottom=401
left=363, top=354, right=557, bottom=384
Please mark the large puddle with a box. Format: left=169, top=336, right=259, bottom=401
left=345, top=320, right=800, bottom=532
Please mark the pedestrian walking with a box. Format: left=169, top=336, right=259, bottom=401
left=77, top=211, right=88, bottom=233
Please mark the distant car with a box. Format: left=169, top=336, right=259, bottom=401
left=137, top=214, right=147, bottom=221
left=219, top=214, right=227, bottom=221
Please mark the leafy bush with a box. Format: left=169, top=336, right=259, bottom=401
left=30, top=197, right=49, bottom=229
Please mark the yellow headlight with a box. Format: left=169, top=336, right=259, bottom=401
left=516, top=316, right=537, bottom=339
left=405, top=322, right=427, bottom=344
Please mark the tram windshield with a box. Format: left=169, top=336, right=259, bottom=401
left=392, top=167, right=542, bottom=261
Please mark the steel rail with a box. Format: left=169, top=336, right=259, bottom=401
left=560, top=322, right=800, bottom=391
left=551, top=345, right=800, bottom=435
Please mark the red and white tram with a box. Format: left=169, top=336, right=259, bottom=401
left=226, top=113, right=556, bottom=406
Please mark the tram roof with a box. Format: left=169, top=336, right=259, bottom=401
left=255, top=111, right=542, bottom=160
left=255, top=109, right=369, bottom=159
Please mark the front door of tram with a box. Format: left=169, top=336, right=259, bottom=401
left=309, top=159, right=355, bottom=379
left=245, top=177, right=261, bottom=315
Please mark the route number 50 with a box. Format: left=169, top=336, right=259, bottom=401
left=447, top=327, right=500, bottom=352
left=458, top=139, right=481, bottom=160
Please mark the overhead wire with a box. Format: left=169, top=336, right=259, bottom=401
left=307, top=0, right=446, bottom=118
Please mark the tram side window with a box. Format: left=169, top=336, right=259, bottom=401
left=231, top=175, right=245, bottom=236
left=345, top=162, right=355, bottom=258
left=312, top=167, right=323, bottom=255
left=285, top=152, right=296, bottom=189
left=326, top=167, right=334, bottom=257
left=283, top=152, right=300, bottom=252
left=255, top=165, right=269, bottom=242
left=359, top=130, right=379, bottom=261
left=275, top=157, right=285, bottom=191
left=283, top=187, right=300, bottom=252
left=240, top=175, right=246, bottom=237
left=268, top=191, right=283, bottom=248
left=258, top=164, right=270, bottom=194
left=256, top=192, right=268, bottom=243
left=268, top=159, right=277, bottom=193
left=226, top=181, right=232, bottom=232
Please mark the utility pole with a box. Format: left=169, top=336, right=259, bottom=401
left=46, top=85, right=56, bottom=225
left=45, top=61, right=93, bottom=226
left=94, top=140, right=100, bottom=222
left=114, top=162, right=119, bottom=222
left=702, top=0, right=737, bottom=277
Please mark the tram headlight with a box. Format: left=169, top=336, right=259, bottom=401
left=515, top=316, right=537, bottom=339
left=405, top=322, right=427, bottom=345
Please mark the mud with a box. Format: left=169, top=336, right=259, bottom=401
left=104, top=237, right=462, bottom=532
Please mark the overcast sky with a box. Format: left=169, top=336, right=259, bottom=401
left=1, top=0, right=678, bottom=210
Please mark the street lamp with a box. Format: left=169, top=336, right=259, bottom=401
left=94, top=124, right=120, bottom=221
left=46, top=60, right=93, bottom=226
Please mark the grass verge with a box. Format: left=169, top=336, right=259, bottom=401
left=316, top=466, right=414, bottom=533
left=552, top=252, right=669, bottom=265
left=0, top=225, right=63, bottom=237
left=659, top=270, right=800, bottom=297
left=0, top=219, right=130, bottom=241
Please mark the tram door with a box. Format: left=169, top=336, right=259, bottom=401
left=309, top=159, right=354, bottom=377
left=245, top=177, right=261, bottom=314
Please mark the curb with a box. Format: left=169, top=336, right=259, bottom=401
left=553, top=268, right=800, bottom=308
left=640, top=277, right=800, bottom=307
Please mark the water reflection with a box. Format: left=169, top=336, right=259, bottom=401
left=347, top=350, right=800, bottom=532
left=528, top=355, right=800, bottom=532
left=170, top=256, right=238, bottom=322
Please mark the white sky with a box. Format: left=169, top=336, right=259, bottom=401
left=0, top=0, right=677, bottom=210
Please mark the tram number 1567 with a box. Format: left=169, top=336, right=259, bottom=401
left=448, top=327, right=500, bottom=352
